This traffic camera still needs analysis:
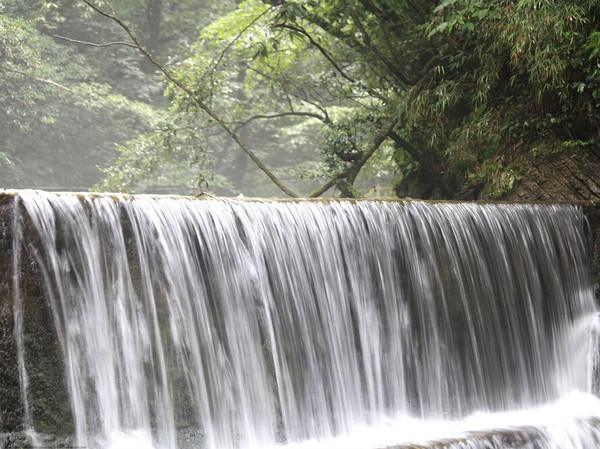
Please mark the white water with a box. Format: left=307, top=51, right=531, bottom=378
left=12, top=190, right=600, bottom=448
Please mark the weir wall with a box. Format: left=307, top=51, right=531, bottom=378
left=0, top=191, right=599, bottom=437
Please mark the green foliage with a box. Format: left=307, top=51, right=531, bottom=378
left=0, top=3, right=161, bottom=188
left=0, top=0, right=237, bottom=191
left=6, top=0, right=600, bottom=198
left=322, top=114, right=376, bottom=171
left=96, top=123, right=203, bottom=193
left=400, top=0, right=600, bottom=198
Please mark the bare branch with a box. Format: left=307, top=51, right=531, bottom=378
left=80, top=0, right=299, bottom=198
left=81, top=0, right=115, bottom=20
left=348, top=11, right=410, bottom=87
left=307, top=177, right=337, bottom=198
left=298, top=13, right=401, bottom=95
left=287, top=91, right=331, bottom=123
left=245, top=66, right=333, bottom=123
left=283, top=90, right=295, bottom=112
left=6, top=67, right=75, bottom=93
left=54, top=35, right=137, bottom=48
left=301, top=99, right=330, bottom=123
left=274, top=23, right=388, bottom=102
left=233, top=111, right=328, bottom=130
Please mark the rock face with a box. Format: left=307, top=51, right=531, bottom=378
left=0, top=195, right=23, bottom=432
left=581, top=203, right=600, bottom=292
left=510, top=152, right=600, bottom=203
left=0, top=193, right=73, bottom=435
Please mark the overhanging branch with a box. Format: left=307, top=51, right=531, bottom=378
left=274, top=23, right=356, bottom=85
left=273, top=23, right=387, bottom=102
left=54, top=35, right=137, bottom=48
left=233, top=111, right=328, bottom=130
left=6, top=67, right=75, bottom=93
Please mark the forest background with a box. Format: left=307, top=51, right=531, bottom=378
left=2, top=0, right=600, bottom=200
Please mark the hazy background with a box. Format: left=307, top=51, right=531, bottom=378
left=1, top=0, right=331, bottom=197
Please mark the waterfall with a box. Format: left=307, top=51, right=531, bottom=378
left=11, top=190, right=600, bottom=449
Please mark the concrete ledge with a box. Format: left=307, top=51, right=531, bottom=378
left=2, top=188, right=600, bottom=205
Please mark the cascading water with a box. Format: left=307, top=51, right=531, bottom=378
left=10, top=190, right=600, bottom=449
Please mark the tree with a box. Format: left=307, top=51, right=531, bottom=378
left=11, top=0, right=599, bottom=199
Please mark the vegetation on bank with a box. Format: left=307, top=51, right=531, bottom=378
left=1, top=0, right=600, bottom=199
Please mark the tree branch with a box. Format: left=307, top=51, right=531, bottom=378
left=335, top=178, right=362, bottom=198
left=53, top=35, right=137, bottom=48
left=232, top=111, right=328, bottom=130
left=348, top=11, right=411, bottom=87
left=344, top=118, right=398, bottom=188
left=307, top=177, right=337, bottom=198
left=80, top=0, right=299, bottom=198
left=308, top=118, right=397, bottom=198
left=204, top=6, right=274, bottom=101
left=389, top=130, right=451, bottom=196
left=300, top=13, right=402, bottom=95
left=6, top=67, right=76, bottom=93
left=273, top=23, right=388, bottom=102
left=245, top=65, right=333, bottom=124
left=274, top=23, right=357, bottom=84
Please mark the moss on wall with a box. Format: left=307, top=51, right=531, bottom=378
left=18, top=206, right=74, bottom=436
left=0, top=193, right=73, bottom=435
left=0, top=196, right=24, bottom=432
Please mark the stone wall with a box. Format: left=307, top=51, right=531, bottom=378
left=0, top=193, right=73, bottom=435
left=0, top=195, right=23, bottom=432
left=583, top=202, right=600, bottom=295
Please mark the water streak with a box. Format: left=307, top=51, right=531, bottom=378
left=11, top=195, right=31, bottom=428
left=13, top=190, right=599, bottom=449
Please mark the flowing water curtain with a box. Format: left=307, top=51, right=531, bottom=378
left=13, top=191, right=598, bottom=449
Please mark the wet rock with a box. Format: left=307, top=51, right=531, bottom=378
left=0, top=196, right=24, bottom=433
